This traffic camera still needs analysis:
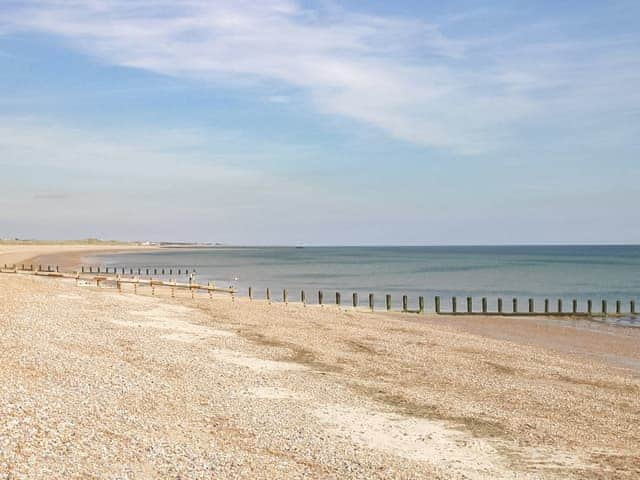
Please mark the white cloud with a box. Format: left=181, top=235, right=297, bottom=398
left=1, top=0, right=639, bottom=155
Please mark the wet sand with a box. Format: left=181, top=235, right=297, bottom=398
left=1, top=246, right=639, bottom=479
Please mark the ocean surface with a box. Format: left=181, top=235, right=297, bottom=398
left=92, top=245, right=639, bottom=320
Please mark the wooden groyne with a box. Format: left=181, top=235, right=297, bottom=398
left=1, top=264, right=637, bottom=319
left=0, top=264, right=235, bottom=298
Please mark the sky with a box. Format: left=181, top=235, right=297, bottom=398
left=0, top=0, right=639, bottom=245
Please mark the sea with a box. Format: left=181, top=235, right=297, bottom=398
left=90, top=245, right=639, bottom=322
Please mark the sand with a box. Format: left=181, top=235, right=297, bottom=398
left=1, top=246, right=639, bottom=479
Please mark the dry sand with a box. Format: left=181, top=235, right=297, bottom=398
left=1, top=246, right=639, bottom=479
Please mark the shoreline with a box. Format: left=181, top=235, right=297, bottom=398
left=1, top=270, right=639, bottom=478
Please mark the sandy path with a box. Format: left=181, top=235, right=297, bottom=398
left=1, top=271, right=638, bottom=479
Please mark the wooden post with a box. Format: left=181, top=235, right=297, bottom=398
left=336, top=292, right=341, bottom=305
left=301, top=290, right=306, bottom=305
left=154, top=268, right=157, bottom=275
left=452, top=296, right=457, bottom=314
left=528, top=298, right=534, bottom=313
left=137, top=268, right=141, bottom=275
left=266, top=288, right=271, bottom=303
left=283, top=289, right=288, bottom=304
left=616, top=300, right=621, bottom=314
left=248, top=286, right=253, bottom=300
left=482, top=297, right=487, bottom=313
left=572, top=299, right=578, bottom=314
left=122, top=267, right=125, bottom=274
left=161, top=268, right=165, bottom=275
left=146, top=269, right=149, bottom=275
left=512, top=298, right=518, bottom=313
left=402, top=295, right=408, bottom=312
left=318, top=290, right=323, bottom=305
left=418, top=296, right=425, bottom=314
left=386, top=294, right=391, bottom=311
left=130, top=268, right=133, bottom=275
left=467, top=296, right=472, bottom=313
left=435, top=296, right=441, bottom=314
left=369, top=293, right=374, bottom=311
left=587, top=299, right=592, bottom=315
left=631, top=300, right=636, bottom=315
left=352, top=293, right=358, bottom=308
left=82, top=266, right=85, bottom=273
left=557, top=299, right=563, bottom=313
left=497, top=298, right=503, bottom=314
left=47, top=265, right=51, bottom=272
left=117, top=275, right=122, bottom=293
left=544, top=299, right=549, bottom=314
left=169, top=269, right=172, bottom=275
left=602, top=300, right=607, bottom=315
left=56, top=265, right=59, bottom=272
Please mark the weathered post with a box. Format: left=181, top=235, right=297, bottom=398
left=301, top=290, right=306, bottom=305
left=557, top=299, right=563, bottom=313
left=352, top=293, right=358, bottom=308
left=418, top=296, right=425, bottom=314
left=47, top=265, right=51, bottom=272
left=587, top=299, right=592, bottom=315
left=497, top=298, right=503, bottom=314
left=266, top=288, right=271, bottom=303
left=146, top=268, right=149, bottom=275
left=169, top=269, right=172, bottom=275
left=544, top=299, right=549, bottom=314
left=572, top=299, right=578, bottom=314
left=452, top=296, right=457, bottom=314
left=616, top=300, right=621, bottom=314
left=402, top=295, right=408, bottom=312
left=56, top=265, right=59, bottom=272
left=369, top=293, right=374, bottom=311
left=602, top=300, right=607, bottom=316
left=528, top=298, right=534, bottom=313
left=82, top=266, right=85, bottom=273
left=130, top=268, right=133, bottom=275
left=482, top=297, right=487, bottom=313
left=512, top=298, right=518, bottom=313
left=89, top=266, right=92, bottom=273
left=318, top=290, right=323, bottom=305
left=435, top=296, right=441, bottom=314
left=631, top=300, right=636, bottom=315
left=336, top=292, right=341, bottom=305
left=161, top=268, right=165, bottom=275
left=154, top=268, right=157, bottom=275
left=248, top=286, right=253, bottom=300
left=386, top=294, right=391, bottom=311
left=283, top=289, right=288, bottom=304
left=467, top=296, right=472, bottom=313
left=137, top=268, right=141, bottom=275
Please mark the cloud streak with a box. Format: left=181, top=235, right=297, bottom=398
left=1, top=0, right=639, bottom=155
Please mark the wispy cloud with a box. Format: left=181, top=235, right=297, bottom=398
left=1, top=0, right=639, bottom=154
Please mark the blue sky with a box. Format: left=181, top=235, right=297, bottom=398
left=1, top=0, right=639, bottom=244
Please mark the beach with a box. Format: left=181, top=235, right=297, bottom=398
left=1, top=245, right=639, bottom=479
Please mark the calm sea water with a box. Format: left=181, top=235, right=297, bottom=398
left=92, top=245, right=639, bottom=318
left=92, top=246, right=640, bottom=316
